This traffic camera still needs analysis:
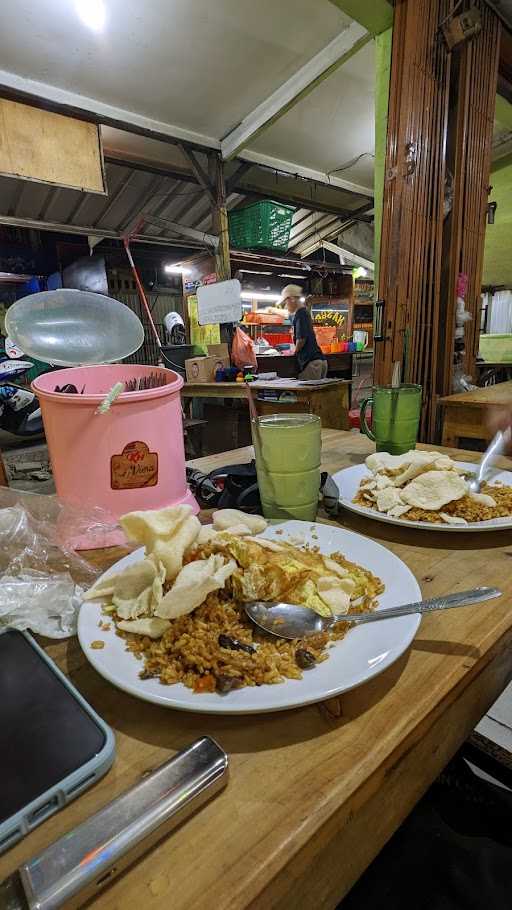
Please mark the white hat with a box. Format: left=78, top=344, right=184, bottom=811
left=278, top=283, right=303, bottom=304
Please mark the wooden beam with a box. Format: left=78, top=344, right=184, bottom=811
left=104, top=154, right=198, bottom=185
left=106, top=149, right=373, bottom=211
left=290, top=214, right=341, bottom=247
left=93, top=170, right=137, bottom=227
left=0, top=69, right=219, bottom=154
left=9, top=181, right=26, bottom=217
left=117, top=174, right=167, bottom=233
left=225, top=161, right=254, bottom=194
left=36, top=186, right=56, bottom=220
left=178, top=145, right=216, bottom=206
left=232, top=180, right=374, bottom=220
left=235, top=149, right=373, bottom=197
left=221, top=23, right=371, bottom=159
left=68, top=192, right=92, bottom=225
left=0, top=213, right=204, bottom=247
left=323, top=240, right=374, bottom=269
left=209, top=154, right=231, bottom=282
left=143, top=214, right=219, bottom=249
left=328, top=0, right=393, bottom=36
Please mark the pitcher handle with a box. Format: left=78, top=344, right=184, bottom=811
left=359, top=396, right=375, bottom=441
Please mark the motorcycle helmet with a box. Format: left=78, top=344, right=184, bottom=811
left=164, top=311, right=186, bottom=345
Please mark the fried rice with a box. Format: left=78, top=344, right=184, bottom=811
left=354, top=481, right=512, bottom=524
left=118, top=549, right=384, bottom=694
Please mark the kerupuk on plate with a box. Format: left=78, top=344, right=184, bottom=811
left=81, top=506, right=385, bottom=696
left=352, top=450, right=512, bottom=526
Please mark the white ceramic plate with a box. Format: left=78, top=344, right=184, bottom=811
left=77, top=521, right=421, bottom=714
left=334, top=461, right=512, bottom=532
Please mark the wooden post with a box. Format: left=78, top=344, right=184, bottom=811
left=374, top=27, right=392, bottom=295
left=209, top=153, right=233, bottom=345
left=375, top=0, right=500, bottom=442
left=209, top=153, right=231, bottom=283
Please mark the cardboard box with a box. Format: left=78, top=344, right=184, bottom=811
left=207, top=343, right=230, bottom=374
left=207, top=343, right=229, bottom=359
left=185, top=355, right=216, bottom=383
left=210, top=355, right=231, bottom=373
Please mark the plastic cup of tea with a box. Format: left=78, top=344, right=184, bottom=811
left=252, top=413, right=321, bottom=521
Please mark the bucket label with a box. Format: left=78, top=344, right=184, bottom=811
left=111, top=441, right=158, bottom=490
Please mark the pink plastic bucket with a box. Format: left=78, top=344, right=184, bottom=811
left=33, top=365, right=197, bottom=540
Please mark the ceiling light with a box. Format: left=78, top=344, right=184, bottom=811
left=75, top=0, right=106, bottom=31
left=278, top=274, right=305, bottom=280
left=240, top=292, right=281, bottom=302
left=164, top=263, right=191, bottom=275
left=240, top=269, right=272, bottom=275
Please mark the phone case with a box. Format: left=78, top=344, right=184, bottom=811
left=0, top=631, right=115, bottom=854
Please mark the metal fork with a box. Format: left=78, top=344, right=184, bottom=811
left=468, top=427, right=511, bottom=494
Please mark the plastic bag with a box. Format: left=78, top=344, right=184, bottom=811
left=0, top=572, right=83, bottom=638
left=0, top=489, right=128, bottom=638
left=231, top=326, right=257, bottom=370
left=452, top=370, right=477, bottom=393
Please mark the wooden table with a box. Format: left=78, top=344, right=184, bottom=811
left=3, top=431, right=512, bottom=909
left=439, top=379, right=512, bottom=447
left=182, top=380, right=351, bottom=430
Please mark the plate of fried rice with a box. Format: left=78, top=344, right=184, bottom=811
left=78, top=509, right=421, bottom=714
left=334, top=450, right=512, bottom=532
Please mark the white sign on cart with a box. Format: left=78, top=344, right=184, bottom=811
left=197, top=279, right=242, bottom=326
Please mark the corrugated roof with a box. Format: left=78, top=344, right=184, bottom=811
left=0, top=156, right=372, bottom=257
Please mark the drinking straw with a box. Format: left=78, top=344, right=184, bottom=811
left=245, top=381, right=258, bottom=424
left=390, top=361, right=401, bottom=442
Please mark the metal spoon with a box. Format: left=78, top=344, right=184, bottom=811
left=244, top=587, right=502, bottom=640
left=468, top=428, right=511, bottom=494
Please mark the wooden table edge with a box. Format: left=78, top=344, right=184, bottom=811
left=235, top=628, right=512, bottom=909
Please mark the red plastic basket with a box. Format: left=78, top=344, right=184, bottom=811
left=262, top=332, right=292, bottom=346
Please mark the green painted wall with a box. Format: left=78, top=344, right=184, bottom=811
left=483, top=95, right=512, bottom=288
left=483, top=160, right=512, bottom=286
left=374, top=27, right=392, bottom=292
left=328, top=0, right=393, bottom=35
left=495, top=95, right=512, bottom=132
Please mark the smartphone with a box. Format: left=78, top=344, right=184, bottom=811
left=0, top=630, right=115, bottom=853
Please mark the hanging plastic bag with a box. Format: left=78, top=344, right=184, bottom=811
left=231, top=326, right=257, bottom=370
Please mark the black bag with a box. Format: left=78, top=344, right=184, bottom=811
left=187, top=462, right=339, bottom=516
left=187, top=462, right=261, bottom=512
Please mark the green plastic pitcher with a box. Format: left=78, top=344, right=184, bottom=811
left=359, top=384, right=422, bottom=455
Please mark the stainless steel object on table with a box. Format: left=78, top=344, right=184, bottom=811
left=244, top=587, right=503, bottom=640
left=0, top=737, right=228, bottom=910
left=468, top=427, right=511, bottom=493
